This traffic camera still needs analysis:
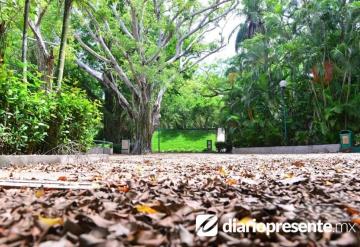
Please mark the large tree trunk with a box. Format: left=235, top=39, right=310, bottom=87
left=131, top=84, right=163, bottom=154
left=56, top=0, right=72, bottom=89
left=28, top=2, right=55, bottom=90
left=29, top=3, right=55, bottom=91
left=132, top=101, right=155, bottom=154
left=21, top=0, right=30, bottom=82
left=36, top=46, right=54, bottom=89
left=102, top=90, right=131, bottom=145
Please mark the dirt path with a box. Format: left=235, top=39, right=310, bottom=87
left=1, top=153, right=360, bottom=246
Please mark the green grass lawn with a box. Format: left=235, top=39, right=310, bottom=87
left=151, top=129, right=216, bottom=152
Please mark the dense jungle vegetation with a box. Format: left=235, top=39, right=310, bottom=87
left=0, top=0, right=359, bottom=153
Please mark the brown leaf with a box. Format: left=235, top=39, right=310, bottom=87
left=57, top=176, right=67, bottom=181
left=345, top=206, right=360, bottom=216
left=292, top=161, right=304, bottom=167
left=279, top=176, right=308, bottom=185
left=149, top=174, right=157, bottom=183
left=92, top=175, right=102, bottom=181
left=351, top=218, right=360, bottom=225
left=77, top=214, right=114, bottom=228
left=118, top=184, right=130, bottom=193
left=108, top=223, right=130, bottom=236
left=79, top=233, right=105, bottom=246
left=329, top=232, right=357, bottom=246
left=39, top=238, right=71, bottom=247
left=135, top=230, right=166, bottom=246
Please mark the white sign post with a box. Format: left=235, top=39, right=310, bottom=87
left=217, top=128, right=225, bottom=143
left=121, top=139, right=130, bottom=154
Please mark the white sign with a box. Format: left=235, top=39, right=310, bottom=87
left=121, top=139, right=130, bottom=154
left=217, top=128, right=225, bottom=142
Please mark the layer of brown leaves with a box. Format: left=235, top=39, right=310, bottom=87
left=0, top=153, right=360, bottom=246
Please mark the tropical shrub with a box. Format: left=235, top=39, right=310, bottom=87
left=0, top=67, right=51, bottom=153
left=223, top=0, right=360, bottom=148
left=45, top=87, right=102, bottom=153
left=0, top=66, right=102, bottom=154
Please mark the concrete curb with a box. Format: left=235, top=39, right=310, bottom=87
left=0, top=154, right=109, bottom=167
left=232, top=144, right=340, bottom=154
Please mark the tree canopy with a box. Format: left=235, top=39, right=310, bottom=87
left=0, top=0, right=359, bottom=153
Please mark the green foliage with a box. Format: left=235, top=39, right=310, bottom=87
left=151, top=129, right=216, bottom=152
left=2, top=0, right=360, bottom=152
left=226, top=0, right=360, bottom=147
left=160, top=73, right=224, bottom=129
left=45, top=86, right=102, bottom=152
left=0, top=66, right=102, bottom=154
left=0, top=67, right=51, bottom=153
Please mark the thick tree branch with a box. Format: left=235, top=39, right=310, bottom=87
left=181, top=43, right=227, bottom=73
left=76, top=59, right=103, bottom=80
left=76, top=59, right=135, bottom=118
left=28, top=21, right=49, bottom=57
left=83, top=11, right=142, bottom=99
left=74, top=34, right=110, bottom=63
left=127, top=0, right=140, bottom=41
left=97, top=35, right=142, bottom=98
left=166, top=1, right=238, bottom=65
left=36, top=1, right=51, bottom=27
left=111, top=3, right=134, bottom=39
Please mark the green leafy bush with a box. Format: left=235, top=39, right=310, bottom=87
left=45, top=87, right=102, bottom=152
left=0, top=67, right=51, bottom=153
left=0, top=66, right=102, bottom=154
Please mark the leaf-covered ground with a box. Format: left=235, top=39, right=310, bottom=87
left=1, top=153, right=360, bottom=246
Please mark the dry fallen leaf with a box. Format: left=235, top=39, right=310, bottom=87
left=345, top=206, right=360, bottom=216
left=0, top=227, right=7, bottom=235
left=179, top=225, right=194, bottom=247
left=149, top=174, right=157, bottom=183
left=1, top=154, right=360, bottom=246
left=135, top=204, right=159, bottom=214
left=324, top=181, right=333, bottom=186
left=335, top=168, right=343, bottom=173
left=218, top=166, right=228, bottom=177
left=135, top=164, right=144, bottom=174
left=91, top=183, right=101, bottom=189
left=283, top=172, right=294, bottom=179
left=292, top=161, right=304, bottom=167
left=351, top=218, right=360, bottom=225
left=38, top=215, right=64, bottom=227
left=92, top=175, right=102, bottom=181
left=238, top=216, right=255, bottom=227
left=35, top=188, right=45, bottom=198
left=118, top=184, right=130, bottom=193
left=57, top=176, right=67, bottom=181
left=226, top=178, right=237, bottom=186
